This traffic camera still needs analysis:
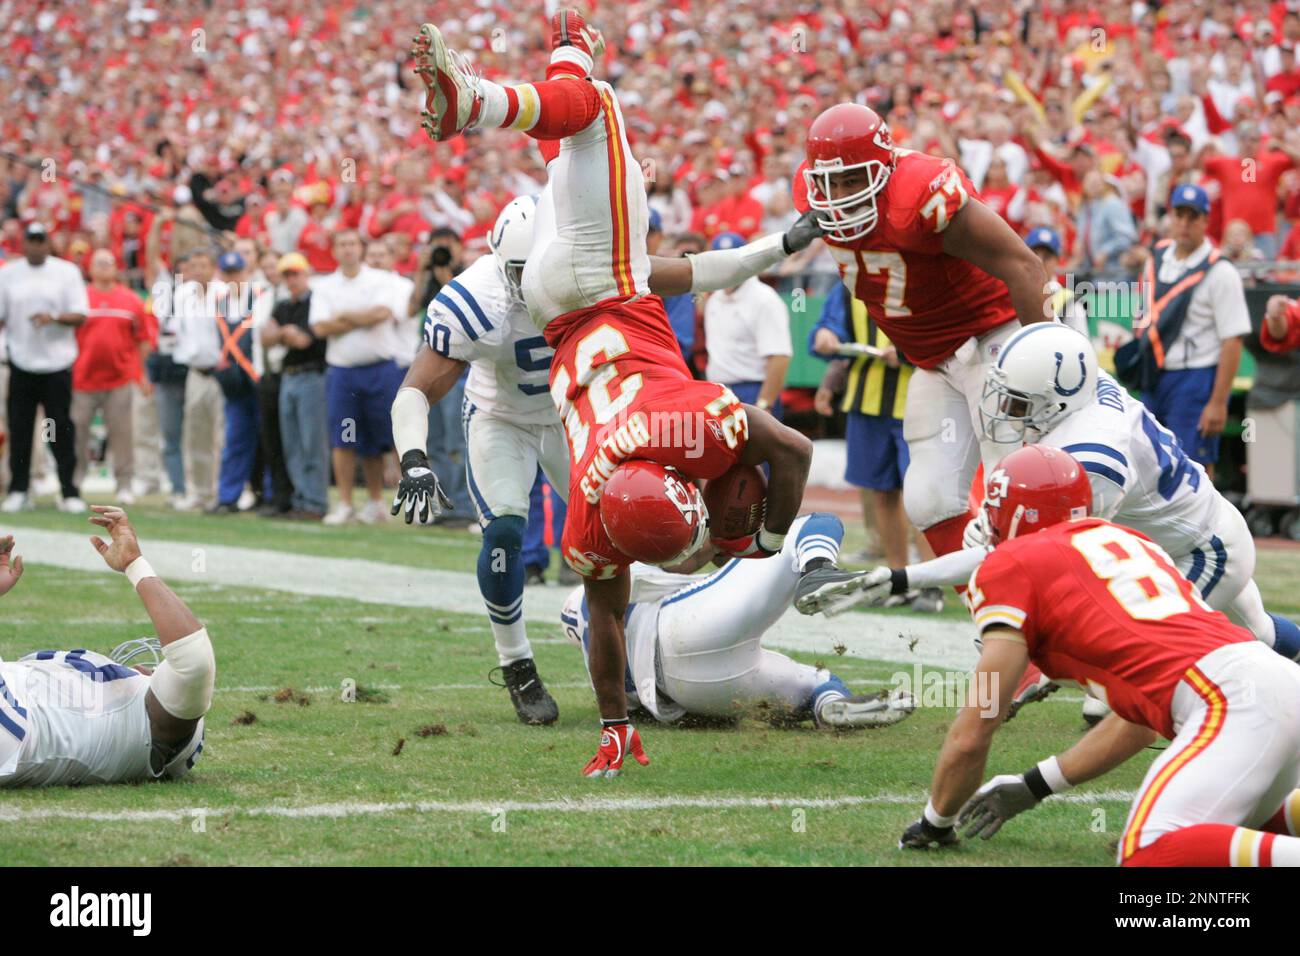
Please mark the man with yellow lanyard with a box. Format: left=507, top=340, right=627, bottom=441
left=812, top=285, right=942, bottom=613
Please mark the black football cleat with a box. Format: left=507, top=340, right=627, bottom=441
left=491, top=658, right=559, bottom=726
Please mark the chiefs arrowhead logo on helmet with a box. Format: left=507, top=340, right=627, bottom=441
left=600, top=461, right=710, bottom=566
left=983, top=446, right=1092, bottom=545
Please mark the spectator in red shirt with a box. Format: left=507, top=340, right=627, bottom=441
left=297, top=197, right=337, bottom=274
left=71, top=249, right=151, bottom=503
left=1262, top=294, right=1300, bottom=353
left=369, top=159, right=432, bottom=243
left=1200, top=121, right=1300, bottom=258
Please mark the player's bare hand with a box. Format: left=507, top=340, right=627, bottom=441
left=391, top=449, right=452, bottom=525
left=812, top=328, right=842, bottom=356
left=88, top=506, right=144, bottom=572
left=814, top=386, right=835, bottom=417
left=1198, top=398, right=1227, bottom=438
left=958, top=774, right=1041, bottom=840
left=0, top=535, right=24, bottom=597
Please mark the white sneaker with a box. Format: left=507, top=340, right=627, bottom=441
left=171, top=494, right=204, bottom=512
left=115, top=488, right=137, bottom=506
left=58, top=496, right=88, bottom=514
left=32, top=473, right=59, bottom=497
left=237, top=487, right=257, bottom=511
left=1, top=492, right=32, bottom=513
left=323, top=504, right=355, bottom=526
left=358, top=500, right=388, bottom=525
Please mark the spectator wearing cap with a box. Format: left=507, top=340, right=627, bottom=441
left=0, top=222, right=89, bottom=513
left=1200, top=122, right=1300, bottom=259
left=702, top=232, right=792, bottom=418
left=171, top=248, right=224, bottom=510
left=1127, top=184, right=1250, bottom=478
left=210, top=250, right=266, bottom=513
left=1026, top=227, right=1088, bottom=337
left=261, top=252, right=327, bottom=519
left=71, top=249, right=152, bottom=503
left=1073, top=170, right=1138, bottom=282
left=308, top=230, right=405, bottom=526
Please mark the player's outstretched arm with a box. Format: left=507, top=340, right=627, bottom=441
left=901, top=634, right=1025, bottom=848
left=646, top=210, right=824, bottom=297
left=718, top=405, right=811, bottom=557
left=88, top=507, right=214, bottom=746
left=390, top=346, right=468, bottom=524
left=0, top=535, right=24, bottom=598
left=583, top=572, right=633, bottom=719
left=942, top=199, right=1051, bottom=327
left=959, top=711, right=1157, bottom=841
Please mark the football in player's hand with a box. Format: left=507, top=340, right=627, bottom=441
left=703, top=464, right=766, bottom=539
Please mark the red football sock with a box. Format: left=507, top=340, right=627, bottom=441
left=922, top=512, right=971, bottom=558
left=491, top=77, right=601, bottom=140
left=1124, top=824, right=1300, bottom=867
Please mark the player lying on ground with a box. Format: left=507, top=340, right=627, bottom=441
left=798, top=324, right=1300, bottom=666
left=390, top=187, right=821, bottom=726
left=794, top=99, right=1050, bottom=563
left=0, top=509, right=211, bottom=786
left=411, top=10, right=816, bottom=776
left=560, top=508, right=914, bottom=729
left=896, top=445, right=1300, bottom=867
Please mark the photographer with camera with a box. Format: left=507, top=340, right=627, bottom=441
left=407, top=227, right=473, bottom=524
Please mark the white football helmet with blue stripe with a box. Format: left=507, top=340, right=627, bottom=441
left=488, top=194, right=539, bottom=298
left=981, top=324, right=1099, bottom=444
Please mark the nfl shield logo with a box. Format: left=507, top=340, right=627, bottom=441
left=1025, top=508, right=1039, bottom=524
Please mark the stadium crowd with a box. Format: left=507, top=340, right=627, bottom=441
left=3, top=0, right=1300, bottom=530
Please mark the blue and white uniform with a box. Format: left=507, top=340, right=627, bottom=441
left=424, top=254, right=570, bottom=524
left=1038, top=371, right=1290, bottom=651
left=0, top=650, right=203, bottom=787
left=561, top=514, right=851, bottom=721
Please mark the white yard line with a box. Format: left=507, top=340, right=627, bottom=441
left=0, top=789, right=1136, bottom=824
left=17, top=527, right=980, bottom=670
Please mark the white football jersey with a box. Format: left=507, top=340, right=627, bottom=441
left=1034, top=371, right=1220, bottom=555
left=0, top=650, right=202, bottom=787
left=423, top=255, right=557, bottom=425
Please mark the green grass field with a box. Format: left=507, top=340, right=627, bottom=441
left=1, top=500, right=1297, bottom=866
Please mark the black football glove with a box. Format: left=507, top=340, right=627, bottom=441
left=391, top=449, right=452, bottom=525
left=899, top=816, right=959, bottom=850
left=782, top=208, right=824, bottom=254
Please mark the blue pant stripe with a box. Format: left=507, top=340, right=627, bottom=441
left=1187, top=547, right=1206, bottom=586
left=1201, top=535, right=1227, bottom=600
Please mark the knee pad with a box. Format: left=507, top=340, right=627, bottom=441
left=149, top=628, right=215, bottom=721
left=481, top=514, right=526, bottom=557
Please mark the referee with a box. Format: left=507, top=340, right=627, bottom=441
left=0, top=222, right=89, bottom=513
left=812, top=284, right=941, bottom=613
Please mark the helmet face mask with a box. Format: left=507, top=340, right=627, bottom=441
left=803, top=159, right=891, bottom=241
left=979, top=370, right=1066, bottom=444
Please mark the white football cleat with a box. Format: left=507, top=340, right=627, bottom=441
left=1, top=491, right=32, bottom=513
left=1081, top=693, right=1111, bottom=726
left=411, top=24, right=481, bottom=142
left=816, top=689, right=916, bottom=729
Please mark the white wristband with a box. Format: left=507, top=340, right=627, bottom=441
left=757, top=527, right=786, bottom=553
left=1037, top=755, right=1074, bottom=794
left=125, top=556, right=157, bottom=589
left=924, top=798, right=956, bottom=829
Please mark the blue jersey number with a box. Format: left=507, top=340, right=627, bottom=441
left=1140, top=411, right=1200, bottom=501
left=426, top=322, right=452, bottom=357
left=514, top=336, right=553, bottom=396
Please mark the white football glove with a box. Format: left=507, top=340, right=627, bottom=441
left=962, top=510, right=992, bottom=551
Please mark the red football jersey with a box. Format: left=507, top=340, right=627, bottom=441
left=794, top=149, right=1017, bottom=369
left=967, top=518, right=1253, bottom=739
left=546, top=294, right=749, bottom=578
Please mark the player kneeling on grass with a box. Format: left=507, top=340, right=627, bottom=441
left=897, top=446, right=1300, bottom=867
left=0, top=508, right=211, bottom=787
left=560, top=505, right=915, bottom=729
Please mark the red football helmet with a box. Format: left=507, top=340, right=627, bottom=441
left=803, top=103, right=896, bottom=242
left=600, top=461, right=709, bottom=566
left=983, top=445, right=1093, bottom=545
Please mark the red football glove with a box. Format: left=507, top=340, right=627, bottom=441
left=711, top=531, right=780, bottom=559
left=583, top=723, right=649, bottom=778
